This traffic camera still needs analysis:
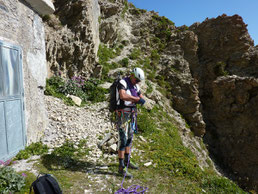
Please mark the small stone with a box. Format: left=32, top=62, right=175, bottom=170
left=67, top=94, right=82, bottom=106
left=139, top=136, right=147, bottom=142
left=144, top=162, right=152, bottom=167
left=109, top=144, right=117, bottom=153
left=99, top=166, right=108, bottom=170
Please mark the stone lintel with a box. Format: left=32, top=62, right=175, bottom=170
left=24, top=0, right=55, bottom=16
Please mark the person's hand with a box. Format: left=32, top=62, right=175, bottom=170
left=138, top=98, right=145, bottom=105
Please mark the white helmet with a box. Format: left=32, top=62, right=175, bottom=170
left=132, top=67, right=145, bottom=81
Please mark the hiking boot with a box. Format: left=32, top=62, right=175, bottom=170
left=125, top=161, right=139, bottom=170
left=118, top=167, right=133, bottom=178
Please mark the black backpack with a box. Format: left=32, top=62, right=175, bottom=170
left=109, top=77, right=121, bottom=112
left=30, top=174, right=62, bottom=194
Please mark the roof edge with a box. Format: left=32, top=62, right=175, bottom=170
left=24, top=0, right=55, bottom=16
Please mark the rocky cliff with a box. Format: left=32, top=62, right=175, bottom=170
left=44, top=0, right=258, bottom=191
left=190, top=15, right=258, bottom=190
left=45, top=0, right=100, bottom=78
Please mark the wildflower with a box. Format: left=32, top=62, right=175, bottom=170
left=4, top=159, right=11, bottom=166
left=0, top=160, right=4, bottom=165
left=22, top=173, right=27, bottom=177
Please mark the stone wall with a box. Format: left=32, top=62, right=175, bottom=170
left=0, top=0, right=54, bottom=144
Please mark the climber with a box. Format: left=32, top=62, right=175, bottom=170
left=116, top=67, right=146, bottom=178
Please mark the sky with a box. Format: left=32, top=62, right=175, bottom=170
left=128, top=0, right=258, bottom=45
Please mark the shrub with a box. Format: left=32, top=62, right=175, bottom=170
left=98, top=44, right=115, bottom=64
left=45, top=76, right=108, bottom=104
left=119, top=57, right=129, bottom=67
left=146, top=81, right=153, bottom=94
left=0, top=163, right=25, bottom=193
left=151, top=49, right=160, bottom=66
left=15, top=142, right=48, bottom=160
left=121, top=40, right=129, bottom=46
left=129, top=48, right=141, bottom=60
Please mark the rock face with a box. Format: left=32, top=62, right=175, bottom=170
left=210, top=76, right=258, bottom=188
left=45, top=0, right=100, bottom=79
left=189, top=15, right=258, bottom=191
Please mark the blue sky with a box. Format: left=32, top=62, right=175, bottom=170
left=128, top=0, right=258, bottom=45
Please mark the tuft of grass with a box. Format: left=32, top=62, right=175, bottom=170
left=146, top=81, right=153, bottom=94
left=18, top=171, right=37, bottom=193
left=214, top=61, right=229, bottom=76
left=150, top=49, right=160, bottom=66
left=129, top=48, right=142, bottom=60
left=122, top=1, right=129, bottom=19
left=119, top=57, right=129, bottom=67
left=98, top=44, right=115, bottom=64
left=15, top=142, right=48, bottom=160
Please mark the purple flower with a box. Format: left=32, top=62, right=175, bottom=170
left=4, top=160, right=11, bottom=166
left=22, top=173, right=27, bottom=177
left=0, top=160, right=4, bottom=165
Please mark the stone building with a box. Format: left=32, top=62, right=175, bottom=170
left=0, top=0, right=54, bottom=161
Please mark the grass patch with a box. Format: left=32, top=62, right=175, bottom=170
left=129, top=48, right=142, bottom=60
left=134, top=106, right=246, bottom=193
left=15, top=142, right=48, bottom=160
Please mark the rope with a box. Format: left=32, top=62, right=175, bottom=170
left=115, top=111, right=148, bottom=194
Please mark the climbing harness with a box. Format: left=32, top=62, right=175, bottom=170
left=115, top=110, right=148, bottom=194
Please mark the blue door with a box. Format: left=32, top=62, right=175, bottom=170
left=0, top=41, right=26, bottom=161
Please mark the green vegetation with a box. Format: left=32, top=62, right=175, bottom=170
left=214, top=61, right=229, bottom=76
left=15, top=140, right=92, bottom=193
left=150, top=49, right=160, bottom=66
left=98, top=44, right=116, bottom=65
left=146, top=80, right=153, bottom=94
left=45, top=76, right=108, bottom=105
left=0, top=162, right=25, bottom=193
left=151, top=36, right=166, bottom=52
left=42, top=15, right=51, bottom=22
left=122, top=1, right=129, bottom=19
left=134, top=106, right=246, bottom=193
left=98, top=44, right=126, bottom=81
left=152, top=15, right=174, bottom=42
left=51, top=139, right=91, bottom=161
left=129, top=48, right=142, bottom=60
left=119, top=57, right=129, bottom=67
left=15, top=142, right=48, bottom=160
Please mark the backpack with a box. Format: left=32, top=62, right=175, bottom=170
left=109, top=76, right=121, bottom=112
left=30, top=174, right=62, bottom=194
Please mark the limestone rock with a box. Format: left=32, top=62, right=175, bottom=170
left=44, top=0, right=100, bottom=79
left=67, top=95, right=82, bottom=106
